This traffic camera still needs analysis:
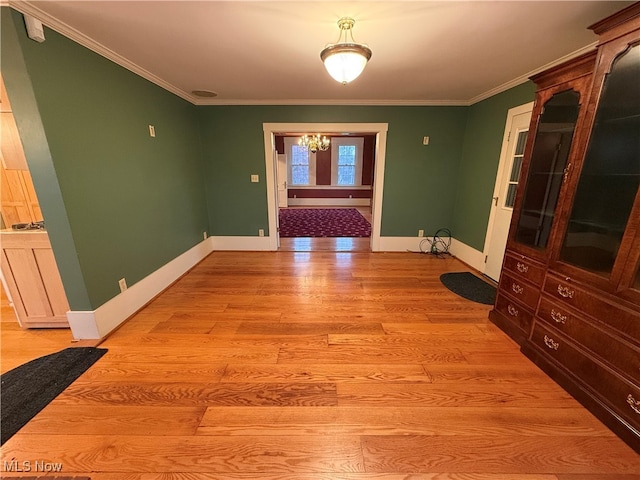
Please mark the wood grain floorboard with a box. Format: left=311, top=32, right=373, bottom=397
left=237, top=322, right=386, bottom=335
left=326, top=333, right=515, bottom=348
left=381, top=323, right=487, bottom=335
left=107, top=333, right=328, bottom=348
left=361, top=435, right=640, bottom=474
left=337, top=383, right=575, bottom=408
left=99, top=345, right=279, bottom=364
left=277, top=345, right=467, bottom=364
left=220, top=363, right=430, bottom=383
left=18, top=405, right=206, bottom=435
left=196, top=406, right=614, bottom=437
left=77, top=361, right=227, bottom=383
left=55, top=381, right=338, bottom=406
left=1, top=435, right=364, bottom=473
left=1, top=250, right=637, bottom=478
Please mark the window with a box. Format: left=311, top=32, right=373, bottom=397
left=337, top=145, right=357, bottom=185
left=284, top=138, right=316, bottom=186
left=505, top=130, right=528, bottom=208
left=291, top=145, right=310, bottom=185
left=331, top=137, right=364, bottom=186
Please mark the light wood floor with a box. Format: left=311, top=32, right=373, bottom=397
left=1, top=251, right=639, bottom=479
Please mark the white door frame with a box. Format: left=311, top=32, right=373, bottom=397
left=262, top=123, right=389, bottom=251
left=483, top=102, right=534, bottom=277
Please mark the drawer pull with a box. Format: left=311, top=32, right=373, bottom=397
left=543, top=335, right=559, bottom=351
left=507, top=304, right=519, bottom=317
left=516, top=262, right=529, bottom=273
left=512, top=283, right=524, bottom=295
left=550, top=309, right=567, bottom=324
left=627, top=394, right=640, bottom=415
left=557, top=284, right=575, bottom=298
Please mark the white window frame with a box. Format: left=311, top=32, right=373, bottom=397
left=331, top=137, right=364, bottom=186
left=284, top=137, right=316, bottom=186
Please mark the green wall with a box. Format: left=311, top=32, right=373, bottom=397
left=2, top=9, right=209, bottom=309
left=199, top=105, right=468, bottom=237
left=453, top=82, right=536, bottom=251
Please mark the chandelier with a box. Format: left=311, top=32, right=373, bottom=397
left=320, top=17, right=372, bottom=84
left=299, top=134, right=330, bottom=153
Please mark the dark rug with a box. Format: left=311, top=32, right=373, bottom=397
left=1, top=347, right=107, bottom=445
left=279, top=208, right=371, bottom=237
left=440, top=272, right=497, bottom=305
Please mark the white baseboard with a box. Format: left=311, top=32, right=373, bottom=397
left=66, top=237, right=215, bottom=340
left=450, top=238, right=485, bottom=272
left=210, top=235, right=273, bottom=251
left=377, top=236, right=433, bottom=253
left=376, top=236, right=485, bottom=271
left=286, top=198, right=371, bottom=206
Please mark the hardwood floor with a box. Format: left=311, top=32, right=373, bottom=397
left=1, top=251, right=639, bottom=478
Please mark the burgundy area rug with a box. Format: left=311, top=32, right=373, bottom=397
left=279, top=208, right=371, bottom=237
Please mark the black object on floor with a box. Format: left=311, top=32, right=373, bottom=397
left=1, top=347, right=107, bottom=445
left=440, top=271, right=497, bottom=305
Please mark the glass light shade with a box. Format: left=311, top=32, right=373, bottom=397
left=321, top=44, right=372, bottom=84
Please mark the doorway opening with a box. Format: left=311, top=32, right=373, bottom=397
left=262, top=123, right=388, bottom=253
left=275, top=133, right=374, bottom=252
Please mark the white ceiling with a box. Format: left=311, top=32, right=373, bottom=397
left=10, top=1, right=634, bottom=105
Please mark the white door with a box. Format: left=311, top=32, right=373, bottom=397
left=276, top=153, right=288, bottom=208
left=484, top=103, right=533, bottom=282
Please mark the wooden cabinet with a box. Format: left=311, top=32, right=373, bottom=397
left=1, top=231, right=69, bottom=328
left=489, top=50, right=597, bottom=344
left=490, top=3, right=640, bottom=452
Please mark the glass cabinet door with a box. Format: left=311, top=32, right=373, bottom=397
left=559, top=43, right=640, bottom=277
left=515, top=90, right=581, bottom=249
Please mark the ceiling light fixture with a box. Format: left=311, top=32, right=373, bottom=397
left=299, top=134, right=330, bottom=153
left=320, top=17, right=372, bottom=85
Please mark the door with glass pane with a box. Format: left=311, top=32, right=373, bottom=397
left=484, top=108, right=531, bottom=281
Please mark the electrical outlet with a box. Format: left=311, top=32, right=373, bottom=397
left=118, top=278, right=127, bottom=293
left=203, top=231, right=208, bottom=240
left=418, top=229, right=424, bottom=237
left=251, top=174, right=259, bottom=183
left=422, top=136, right=429, bottom=145
left=259, top=229, right=265, bottom=237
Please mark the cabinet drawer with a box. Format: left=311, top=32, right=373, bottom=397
left=544, top=273, right=640, bottom=342
left=495, top=293, right=534, bottom=334
left=530, top=323, right=640, bottom=431
left=537, top=297, right=640, bottom=383
left=499, top=272, right=540, bottom=310
left=503, top=254, right=545, bottom=287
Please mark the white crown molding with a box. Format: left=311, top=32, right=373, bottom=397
left=193, top=98, right=472, bottom=106
left=468, top=42, right=598, bottom=105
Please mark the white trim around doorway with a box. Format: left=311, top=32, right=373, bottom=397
left=262, top=123, right=389, bottom=252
